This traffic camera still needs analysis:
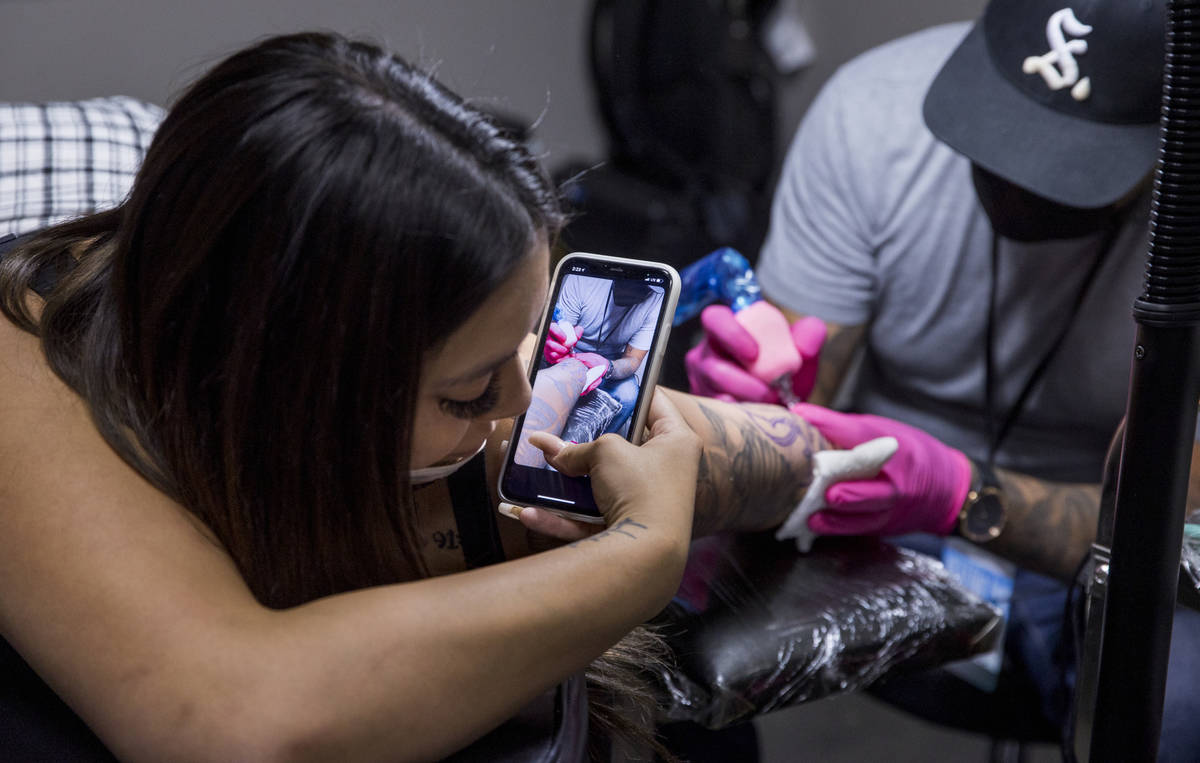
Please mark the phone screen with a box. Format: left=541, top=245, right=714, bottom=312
left=499, top=254, right=678, bottom=520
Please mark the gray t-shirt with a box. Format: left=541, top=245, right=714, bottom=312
left=556, top=274, right=664, bottom=382
left=757, top=22, right=1147, bottom=483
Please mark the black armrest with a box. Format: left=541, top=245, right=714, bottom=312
left=651, top=533, right=1001, bottom=729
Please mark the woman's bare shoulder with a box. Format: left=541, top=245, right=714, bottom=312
left=0, top=315, right=139, bottom=498
left=0, top=313, right=234, bottom=557
left=0, top=314, right=262, bottom=739
left=0, top=315, right=102, bottom=472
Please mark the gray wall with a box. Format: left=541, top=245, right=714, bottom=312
left=0, top=0, right=984, bottom=171
left=776, top=0, right=984, bottom=152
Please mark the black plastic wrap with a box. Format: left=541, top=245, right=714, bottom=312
left=652, top=532, right=1002, bottom=729
left=561, top=388, right=622, bottom=443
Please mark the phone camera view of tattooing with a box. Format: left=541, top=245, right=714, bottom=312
left=522, top=273, right=663, bottom=456
left=501, top=254, right=679, bottom=520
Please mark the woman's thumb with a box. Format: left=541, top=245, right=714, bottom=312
left=526, top=431, right=596, bottom=476
left=644, top=388, right=692, bottom=439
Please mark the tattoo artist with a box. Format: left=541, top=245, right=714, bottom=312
left=686, top=0, right=1200, bottom=757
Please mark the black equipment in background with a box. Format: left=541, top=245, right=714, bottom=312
left=556, top=0, right=785, bottom=389
left=1072, top=1, right=1200, bottom=759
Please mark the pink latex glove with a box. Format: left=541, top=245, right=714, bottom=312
left=686, top=303, right=827, bottom=404
left=543, top=322, right=582, bottom=364
left=573, top=352, right=610, bottom=394
left=789, top=403, right=973, bottom=537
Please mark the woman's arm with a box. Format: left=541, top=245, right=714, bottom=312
left=0, top=323, right=699, bottom=762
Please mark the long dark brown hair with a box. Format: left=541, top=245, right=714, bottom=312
left=0, top=32, right=562, bottom=609
left=0, top=32, right=675, bottom=759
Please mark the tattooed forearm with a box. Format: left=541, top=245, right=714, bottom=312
left=989, top=468, right=1100, bottom=582
left=513, top=359, right=588, bottom=468
left=707, top=404, right=810, bottom=534
left=609, top=354, right=641, bottom=381
left=745, top=408, right=815, bottom=449
left=659, top=389, right=829, bottom=536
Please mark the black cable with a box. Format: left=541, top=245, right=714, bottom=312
left=1060, top=551, right=1094, bottom=763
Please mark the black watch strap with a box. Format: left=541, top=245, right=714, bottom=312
left=975, top=459, right=1000, bottom=490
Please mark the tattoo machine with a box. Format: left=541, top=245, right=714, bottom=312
left=775, top=436, right=899, bottom=552
left=674, top=247, right=801, bottom=404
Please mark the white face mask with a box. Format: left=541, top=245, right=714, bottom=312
left=408, top=441, right=487, bottom=485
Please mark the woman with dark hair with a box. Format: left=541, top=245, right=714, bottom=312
left=0, top=32, right=830, bottom=761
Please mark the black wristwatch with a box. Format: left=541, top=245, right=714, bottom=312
left=957, top=459, right=1007, bottom=543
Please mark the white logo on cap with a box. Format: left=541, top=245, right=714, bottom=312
left=1022, top=8, right=1093, bottom=101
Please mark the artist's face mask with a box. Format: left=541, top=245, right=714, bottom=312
left=971, top=165, right=1124, bottom=242
left=611, top=280, right=652, bottom=307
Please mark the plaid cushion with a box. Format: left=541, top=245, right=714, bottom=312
left=0, top=96, right=163, bottom=236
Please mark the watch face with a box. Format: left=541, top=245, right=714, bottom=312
left=961, top=487, right=1006, bottom=543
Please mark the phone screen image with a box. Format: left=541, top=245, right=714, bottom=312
left=500, top=255, right=677, bottom=520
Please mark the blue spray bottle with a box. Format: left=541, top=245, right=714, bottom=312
left=674, top=247, right=801, bottom=403
left=673, top=246, right=763, bottom=324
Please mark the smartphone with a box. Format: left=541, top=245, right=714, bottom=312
left=498, top=252, right=680, bottom=522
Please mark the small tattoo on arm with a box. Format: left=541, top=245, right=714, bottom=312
left=568, top=518, right=648, bottom=546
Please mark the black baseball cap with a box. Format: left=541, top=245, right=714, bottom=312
left=924, top=0, right=1165, bottom=209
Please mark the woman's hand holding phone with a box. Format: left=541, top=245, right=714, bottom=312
left=521, top=391, right=700, bottom=558
left=499, top=252, right=680, bottom=519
